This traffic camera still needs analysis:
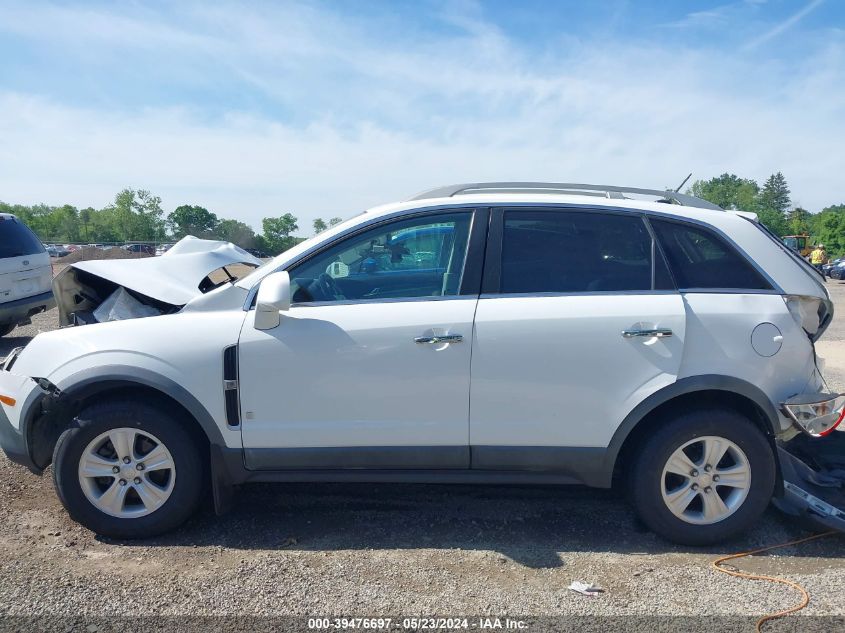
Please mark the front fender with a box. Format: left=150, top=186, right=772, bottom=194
left=54, top=365, right=230, bottom=449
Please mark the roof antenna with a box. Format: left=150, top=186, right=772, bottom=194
left=673, top=173, right=692, bottom=193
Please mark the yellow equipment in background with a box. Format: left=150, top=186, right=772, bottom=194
left=782, top=234, right=814, bottom=257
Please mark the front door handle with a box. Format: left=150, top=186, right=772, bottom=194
left=415, top=334, right=463, bottom=344
left=622, top=328, right=673, bottom=338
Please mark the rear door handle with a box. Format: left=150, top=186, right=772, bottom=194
left=622, top=328, right=673, bottom=338
left=415, top=334, right=463, bottom=344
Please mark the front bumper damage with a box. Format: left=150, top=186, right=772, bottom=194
left=774, top=431, right=845, bottom=532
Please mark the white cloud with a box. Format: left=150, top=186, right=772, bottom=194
left=744, top=0, right=825, bottom=50
left=0, top=1, right=843, bottom=231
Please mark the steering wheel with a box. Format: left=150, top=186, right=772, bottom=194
left=316, top=273, right=346, bottom=301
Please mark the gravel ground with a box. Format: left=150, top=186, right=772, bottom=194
left=0, top=279, right=844, bottom=627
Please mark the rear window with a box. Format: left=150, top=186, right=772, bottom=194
left=0, top=216, right=45, bottom=258
left=651, top=219, right=771, bottom=290
left=501, top=211, right=653, bottom=293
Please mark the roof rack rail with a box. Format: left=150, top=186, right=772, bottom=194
left=408, top=182, right=722, bottom=211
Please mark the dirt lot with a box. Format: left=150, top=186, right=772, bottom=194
left=0, top=276, right=844, bottom=626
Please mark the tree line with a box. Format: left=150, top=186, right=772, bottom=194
left=0, top=188, right=345, bottom=256
left=689, top=172, right=845, bottom=254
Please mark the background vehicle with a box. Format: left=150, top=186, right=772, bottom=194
left=0, top=184, right=841, bottom=545
left=122, top=244, right=156, bottom=256
left=782, top=233, right=814, bottom=257
left=830, top=260, right=845, bottom=280
left=823, top=257, right=844, bottom=277
left=0, top=214, right=56, bottom=337
left=44, top=244, right=70, bottom=258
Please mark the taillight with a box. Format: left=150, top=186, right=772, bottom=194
left=782, top=393, right=845, bottom=437
left=783, top=295, right=831, bottom=340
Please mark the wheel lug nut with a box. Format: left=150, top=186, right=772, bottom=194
left=713, top=475, right=720, bottom=482
left=691, top=470, right=699, bottom=477
left=136, top=463, right=145, bottom=471
left=704, top=486, right=712, bottom=494
left=704, top=465, right=712, bottom=473
left=133, top=477, right=141, bottom=484
left=118, top=479, right=127, bottom=486
left=122, top=457, right=131, bottom=464
left=691, top=483, right=699, bottom=491
left=112, top=466, right=120, bottom=474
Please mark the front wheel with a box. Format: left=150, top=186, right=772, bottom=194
left=629, top=408, right=776, bottom=545
left=53, top=399, right=203, bottom=538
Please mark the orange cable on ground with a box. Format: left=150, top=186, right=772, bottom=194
left=711, top=530, right=838, bottom=632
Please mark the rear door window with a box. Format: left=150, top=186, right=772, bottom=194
left=650, top=219, right=771, bottom=290
left=500, top=211, right=654, bottom=293
left=0, top=217, right=45, bottom=258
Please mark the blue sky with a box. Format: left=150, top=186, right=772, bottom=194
left=0, top=0, right=843, bottom=231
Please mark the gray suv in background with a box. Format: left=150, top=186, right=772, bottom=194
left=0, top=214, right=55, bottom=337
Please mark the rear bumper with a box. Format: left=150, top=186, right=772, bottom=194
left=0, top=290, right=56, bottom=326
left=774, top=432, right=845, bottom=532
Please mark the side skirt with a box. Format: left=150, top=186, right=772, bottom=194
left=210, top=445, right=612, bottom=513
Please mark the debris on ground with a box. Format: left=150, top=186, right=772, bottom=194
left=568, top=581, right=604, bottom=596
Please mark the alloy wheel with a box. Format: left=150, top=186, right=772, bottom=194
left=77, top=427, right=176, bottom=518
left=660, top=435, right=751, bottom=525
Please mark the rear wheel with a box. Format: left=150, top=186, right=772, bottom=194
left=629, top=408, right=776, bottom=545
left=53, top=399, right=203, bottom=538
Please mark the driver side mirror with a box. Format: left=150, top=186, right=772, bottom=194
left=254, top=271, right=291, bottom=330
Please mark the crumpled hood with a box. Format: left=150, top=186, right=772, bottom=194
left=62, top=236, right=262, bottom=306
left=53, top=236, right=263, bottom=326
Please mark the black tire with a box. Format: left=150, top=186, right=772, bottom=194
left=629, top=408, right=776, bottom=546
left=53, top=398, right=203, bottom=538
left=0, top=323, right=15, bottom=337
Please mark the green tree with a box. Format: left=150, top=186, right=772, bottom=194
left=313, top=218, right=328, bottom=234
left=329, top=217, right=343, bottom=227
left=167, top=204, right=219, bottom=239
left=261, top=213, right=299, bottom=254
left=215, top=218, right=257, bottom=248
left=786, top=207, right=810, bottom=235
left=759, top=172, right=791, bottom=215
left=106, top=188, right=166, bottom=241
left=55, top=204, right=80, bottom=242
left=689, top=174, right=759, bottom=211
left=754, top=172, right=792, bottom=237
left=812, top=204, right=845, bottom=256
left=79, top=207, right=93, bottom=242
left=756, top=208, right=788, bottom=236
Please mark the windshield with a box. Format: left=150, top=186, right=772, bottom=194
left=0, top=216, right=45, bottom=258
left=783, top=237, right=798, bottom=250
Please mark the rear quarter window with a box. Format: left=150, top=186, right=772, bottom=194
left=651, top=218, right=771, bottom=290
left=0, top=216, right=45, bottom=258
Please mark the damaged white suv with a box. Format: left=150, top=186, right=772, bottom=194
left=1, top=183, right=843, bottom=544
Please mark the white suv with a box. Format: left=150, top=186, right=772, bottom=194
left=0, top=213, right=55, bottom=337
left=1, top=183, right=843, bottom=544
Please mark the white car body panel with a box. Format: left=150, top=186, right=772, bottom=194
left=9, top=309, right=248, bottom=448
left=678, top=293, right=818, bottom=428
left=470, top=294, right=687, bottom=447
left=237, top=298, right=476, bottom=452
